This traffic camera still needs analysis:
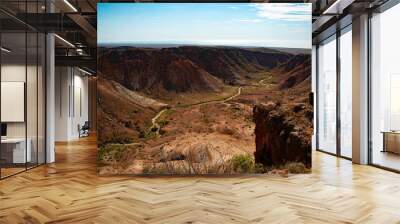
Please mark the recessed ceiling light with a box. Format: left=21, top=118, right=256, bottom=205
left=78, top=67, right=93, bottom=76
left=63, top=0, right=78, bottom=12
left=1, top=47, right=11, bottom=53
left=323, top=0, right=354, bottom=15
left=54, top=34, right=75, bottom=48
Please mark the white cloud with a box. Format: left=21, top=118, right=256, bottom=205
left=252, top=3, right=311, bottom=22
left=237, top=19, right=263, bottom=23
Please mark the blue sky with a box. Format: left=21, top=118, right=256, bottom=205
left=98, top=3, right=311, bottom=49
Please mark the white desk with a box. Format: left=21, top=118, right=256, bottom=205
left=1, top=138, right=31, bottom=163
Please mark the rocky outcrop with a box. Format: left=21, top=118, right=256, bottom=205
left=253, top=102, right=311, bottom=168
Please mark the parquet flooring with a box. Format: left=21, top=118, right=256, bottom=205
left=1, top=136, right=400, bottom=223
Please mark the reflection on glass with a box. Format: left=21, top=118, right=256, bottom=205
left=27, top=31, right=38, bottom=169
left=1, top=32, right=28, bottom=177
left=371, top=4, right=400, bottom=171
left=318, top=36, right=337, bottom=154
left=340, top=28, right=352, bottom=158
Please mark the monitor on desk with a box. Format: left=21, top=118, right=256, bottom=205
left=1, top=123, right=7, bottom=138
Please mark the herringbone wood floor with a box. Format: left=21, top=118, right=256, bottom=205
left=1, top=136, right=400, bottom=224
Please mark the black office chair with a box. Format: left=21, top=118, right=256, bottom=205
left=79, top=121, right=90, bottom=138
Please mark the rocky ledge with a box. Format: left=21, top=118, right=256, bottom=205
left=253, top=102, right=312, bottom=168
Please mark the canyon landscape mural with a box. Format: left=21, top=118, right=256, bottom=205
left=97, top=3, right=312, bottom=175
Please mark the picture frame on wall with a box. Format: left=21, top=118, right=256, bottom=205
left=97, top=2, right=313, bottom=175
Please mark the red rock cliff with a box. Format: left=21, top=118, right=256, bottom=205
left=253, top=102, right=312, bottom=168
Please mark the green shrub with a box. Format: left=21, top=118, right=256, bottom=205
left=231, top=154, right=255, bottom=173
left=107, top=132, right=133, bottom=144
left=159, top=128, right=166, bottom=135
left=254, top=163, right=265, bottom=173
left=286, top=162, right=307, bottom=174
left=158, top=120, right=169, bottom=128
left=98, top=143, right=139, bottom=165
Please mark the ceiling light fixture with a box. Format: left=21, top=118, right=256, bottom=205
left=323, top=0, right=355, bottom=15
left=78, top=67, right=93, bottom=76
left=76, top=48, right=86, bottom=56
left=1, top=47, right=11, bottom=53
left=54, top=34, right=75, bottom=48
left=63, top=0, right=78, bottom=12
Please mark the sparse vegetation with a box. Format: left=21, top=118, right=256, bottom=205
left=105, top=132, right=133, bottom=145
left=254, top=163, right=265, bottom=173
left=263, top=162, right=309, bottom=174
left=142, top=160, right=235, bottom=175
left=143, top=144, right=231, bottom=175
left=231, top=154, right=255, bottom=173
left=286, top=162, right=308, bottom=174
left=98, top=143, right=140, bottom=168
left=142, top=151, right=267, bottom=175
left=159, top=128, right=166, bottom=135
left=217, top=126, right=234, bottom=135
left=142, top=129, right=157, bottom=140
left=158, top=120, right=169, bottom=128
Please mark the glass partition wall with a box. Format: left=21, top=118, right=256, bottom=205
left=316, top=26, right=353, bottom=159
left=339, top=26, right=352, bottom=159
left=0, top=3, right=46, bottom=179
left=317, top=35, right=337, bottom=155
left=370, top=3, right=400, bottom=171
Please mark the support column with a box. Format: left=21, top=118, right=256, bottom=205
left=45, top=0, right=55, bottom=163
left=46, top=33, right=55, bottom=163
left=352, top=14, right=369, bottom=164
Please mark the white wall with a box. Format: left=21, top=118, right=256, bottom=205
left=55, top=67, right=89, bottom=141
left=312, top=45, right=317, bottom=151
left=1, top=64, right=26, bottom=139
left=1, top=64, right=42, bottom=137
left=55, top=66, right=70, bottom=141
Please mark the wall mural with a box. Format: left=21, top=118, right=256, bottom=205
left=97, top=3, right=312, bottom=175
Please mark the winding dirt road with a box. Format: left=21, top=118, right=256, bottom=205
left=149, top=72, right=273, bottom=136
left=149, top=108, right=169, bottom=135
left=149, top=86, right=243, bottom=135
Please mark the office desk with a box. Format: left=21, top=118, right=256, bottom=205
left=1, top=138, right=31, bottom=164
left=382, top=131, right=400, bottom=154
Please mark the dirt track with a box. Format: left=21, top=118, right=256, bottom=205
left=149, top=86, right=243, bottom=136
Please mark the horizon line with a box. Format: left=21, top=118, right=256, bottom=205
left=97, top=43, right=311, bottom=50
